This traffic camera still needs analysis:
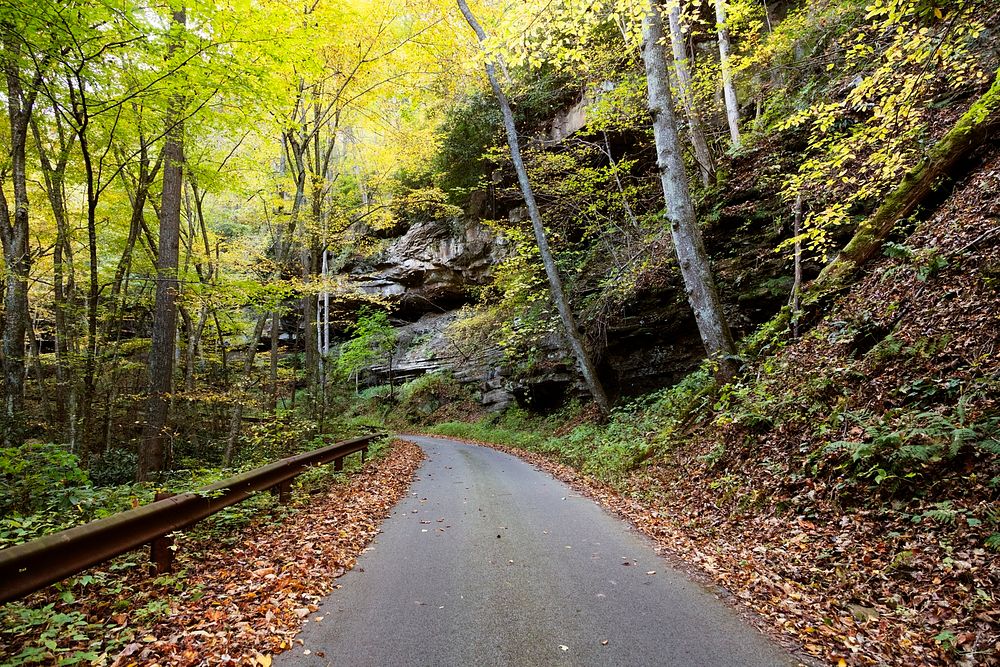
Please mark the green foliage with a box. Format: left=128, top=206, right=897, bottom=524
left=773, top=0, right=990, bottom=253
left=334, top=307, right=398, bottom=383
left=395, top=372, right=470, bottom=423
left=432, top=66, right=577, bottom=199
left=0, top=443, right=89, bottom=517
left=0, top=602, right=110, bottom=666
left=430, top=366, right=716, bottom=480
left=0, top=479, right=153, bottom=549
left=88, top=448, right=139, bottom=487
left=822, top=395, right=1000, bottom=487
left=240, top=411, right=317, bottom=465
left=433, top=90, right=503, bottom=197
left=390, top=187, right=464, bottom=223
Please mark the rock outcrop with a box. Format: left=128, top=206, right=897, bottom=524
left=366, top=311, right=517, bottom=412
left=351, top=218, right=508, bottom=318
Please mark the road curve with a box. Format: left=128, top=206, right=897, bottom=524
left=278, top=435, right=796, bottom=666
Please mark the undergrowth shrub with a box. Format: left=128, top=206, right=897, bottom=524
left=429, top=365, right=717, bottom=480
left=0, top=443, right=89, bottom=517
left=88, top=448, right=139, bottom=486
left=396, top=372, right=469, bottom=424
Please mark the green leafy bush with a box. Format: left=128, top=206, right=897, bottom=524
left=396, top=372, right=469, bottom=423
left=0, top=443, right=88, bottom=517
left=88, top=448, right=139, bottom=486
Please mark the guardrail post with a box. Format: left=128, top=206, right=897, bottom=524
left=150, top=492, right=175, bottom=575
left=278, top=479, right=292, bottom=504
left=334, top=456, right=344, bottom=472
left=361, top=446, right=367, bottom=463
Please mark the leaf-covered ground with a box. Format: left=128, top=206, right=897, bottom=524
left=0, top=439, right=423, bottom=666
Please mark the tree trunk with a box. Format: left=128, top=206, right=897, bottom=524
left=668, top=2, right=714, bottom=186
left=270, top=310, right=280, bottom=410
left=0, top=25, right=43, bottom=447
left=79, top=128, right=101, bottom=460
left=301, top=242, right=318, bottom=403
left=641, top=3, right=738, bottom=382
left=816, top=67, right=1000, bottom=290
left=107, top=145, right=158, bottom=338
left=31, top=112, right=76, bottom=440
left=25, top=313, right=51, bottom=421
left=457, top=0, right=611, bottom=414
left=790, top=194, right=803, bottom=338
left=715, top=0, right=742, bottom=149
left=319, top=248, right=330, bottom=423
left=138, top=6, right=186, bottom=481
left=224, top=313, right=269, bottom=465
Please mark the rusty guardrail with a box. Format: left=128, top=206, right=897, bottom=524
left=0, top=433, right=379, bottom=605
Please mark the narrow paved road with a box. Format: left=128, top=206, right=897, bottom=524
left=279, top=435, right=796, bottom=666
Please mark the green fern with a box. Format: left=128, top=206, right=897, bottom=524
left=920, top=501, right=959, bottom=524
left=894, top=444, right=941, bottom=462
left=826, top=440, right=876, bottom=462
left=985, top=533, right=1000, bottom=552
left=976, top=438, right=1000, bottom=455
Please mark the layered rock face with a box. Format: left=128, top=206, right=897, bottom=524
left=337, top=98, right=798, bottom=412
left=351, top=218, right=507, bottom=319
left=346, top=200, right=795, bottom=412
left=366, top=311, right=516, bottom=412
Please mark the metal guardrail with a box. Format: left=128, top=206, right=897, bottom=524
left=0, top=434, right=378, bottom=605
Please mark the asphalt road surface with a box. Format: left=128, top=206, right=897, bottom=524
left=278, top=435, right=797, bottom=667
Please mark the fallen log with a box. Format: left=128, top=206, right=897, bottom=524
left=814, top=67, right=1000, bottom=291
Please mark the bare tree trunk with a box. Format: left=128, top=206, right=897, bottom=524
left=224, top=313, right=269, bottom=466
left=107, top=144, right=159, bottom=338
left=31, top=112, right=77, bottom=441
left=79, top=131, right=100, bottom=461
left=138, top=6, right=186, bottom=481
left=668, top=2, right=714, bottom=186
left=270, top=310, right=280, bottom=410
left=641, top=3, right=738, bottom=382
left=0, top=197, right=30, bottom=447
left=457, top=0, right=612, bottom=414
left=24, top=311, right=51, bottom=419
left=319, top=248, right=330, bottom=424
left=790, top=194, right=803, bottom=338
left=715, top=0, right=742, bottom=149
left=301, top=243, right=318, bottom=403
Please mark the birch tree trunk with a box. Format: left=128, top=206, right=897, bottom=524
left=270, top=310, right=280, bottom=410
left=668, top=1, right=714, bottom=186
left=715, top=0, right=742, bottom=149
left=790, top=194, right=803, bottom=338
left=457, top=0, right=611, bottom=414
left=138, top=5, right=186, bottom=481
left=641, top=2, right=738, bottom=382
